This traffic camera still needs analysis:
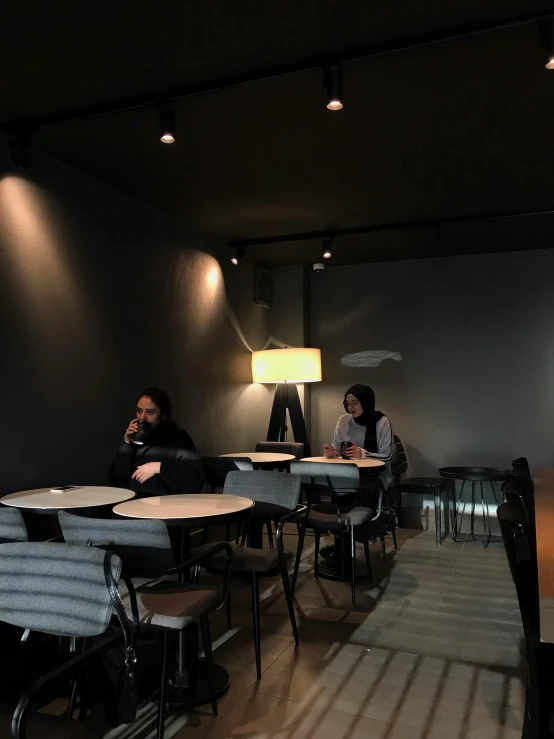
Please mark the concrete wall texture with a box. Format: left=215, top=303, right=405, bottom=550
left=0, top=140, right=273, bottom=492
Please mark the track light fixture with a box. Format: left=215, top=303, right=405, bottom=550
left=322, top=237, right=332, bottom=259
left=539, top=20, right=554, bottom=69
left=159, top=107, right=176, bottom=143
left=324, top=65, right=343, bottom=111
left=231, top=247, right=245, bottom=265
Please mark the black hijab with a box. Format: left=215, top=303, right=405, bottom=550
left=343, top=384, right=384, bottom=453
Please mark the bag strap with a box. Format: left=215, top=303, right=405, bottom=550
left=103, top=551, right=137, bottom=672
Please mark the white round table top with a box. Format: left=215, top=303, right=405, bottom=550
left=300, top=456, right=385, bottom=469
left=219, top=452, right=295, bottom=463
left=1, top=486, right=136, bottom=510
left=113, top=493, right=254, bottom=521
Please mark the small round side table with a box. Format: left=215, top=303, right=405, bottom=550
left=439, top=467, right=518, bottom=546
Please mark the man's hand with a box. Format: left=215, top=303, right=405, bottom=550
left=132, top=462, right=161, bottom=483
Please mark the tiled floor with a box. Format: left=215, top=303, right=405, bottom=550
left=10, top=527, right=524, bottom=738
left=103, top=527, right=524, bottom=739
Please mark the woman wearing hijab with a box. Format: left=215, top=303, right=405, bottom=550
left=110, top=387, right=203, bottom=496
left=323, top=384, right=393, bottom=489
left=321, top=384, right=396, bottom=566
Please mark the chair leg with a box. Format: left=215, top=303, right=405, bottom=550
left=251, top=574, right=262, bottom=679
left=350, top=526, right=356, bottom=604
left=200, top=615, right=218, bottom=716
left=280, top=560, right=299, bottom=645
left=292, top=520, right=308, bottom=594
left=434, top=489, right=442, bottom=546
left=361, top=525, right=372, bottom=583
left=226, top=587, right=232, bottom=631
left=157, top=632, right=170, bottom=739
left=266, top=517, right=274, bottom=548
left=314, top=532, right=321, bottom=577
left=391, top=525, right=398, bottom=550
left=380, top=534, right=386, bottom=561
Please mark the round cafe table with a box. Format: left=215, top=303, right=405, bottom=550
left=439, top=467, right=517, bottom=546
left=219, top=452, right=295, bottom=468
left=113, top=493, right=254, bottom=706
left=1, top=486, right=135, bottom=512
left=300, top=456, right=385, bottom=470
left=1, top=486, right=136, bottom=540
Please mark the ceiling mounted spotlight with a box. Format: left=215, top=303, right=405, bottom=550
left=322, top=237, right=332, bottom=259
left=539, top=20, right=554, bottom=69
left=159, top=107, right=176, bottom=143
left=324, top=65, right=343, bottom=111
left=231, top=247, right=245, bottom=265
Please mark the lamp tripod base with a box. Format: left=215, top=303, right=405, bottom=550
left=266, top=383, right=311, bottom=456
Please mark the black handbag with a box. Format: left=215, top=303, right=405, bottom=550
left=102, top=551, right=139, bottom=726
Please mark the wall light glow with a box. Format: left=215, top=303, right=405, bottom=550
left=341, top=350, right=403, bottom=368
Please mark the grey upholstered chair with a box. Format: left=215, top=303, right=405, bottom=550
left=0, top=507, right=28, bottom=543
left=58, top=512, right=232, bottom=733
left=200, top=456, right=254, bottom=544
left=0, top=542, right=126, bottom=739
left=193, top=470, right=305, bottom=679
left=290, top=460, right=382, bottom=603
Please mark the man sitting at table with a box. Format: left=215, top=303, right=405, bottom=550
left=110, top=387, right=203, bottom=496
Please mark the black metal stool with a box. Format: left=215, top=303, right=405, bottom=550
left=398, top=477, right=455, bottom=545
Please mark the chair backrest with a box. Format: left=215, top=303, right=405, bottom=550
left=502, top=478, right=534, bottom=533
left=497, top=499, right=539, bottom=648
left=201, top=456, right=253, bottom=490
left=512, top=457, right=534, bottom=496
left=0, top=542, right=121, bottom=638
left=392, top=435, right=408, bottom=482
left=289, top=461, right=360, bottom=501
left=0, top=507, right=28, bottom=543
left=58, top=511, right=174, bottom=578
left=224, top=470, right=301, bottom=510
left=255, top=441, right=305, bottom=459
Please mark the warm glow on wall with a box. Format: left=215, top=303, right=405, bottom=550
left=252, top=348, right=322, bottom=384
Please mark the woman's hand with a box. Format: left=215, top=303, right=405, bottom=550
left=132, top=462, right=161, bottom=483
left=124, top=420, right=139, bottom=444
left=346, top=443, right=362, bottom=459
left=323, top=443, right=338, bottom=458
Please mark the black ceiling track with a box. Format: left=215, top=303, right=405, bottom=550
left=228, top=207, right=554, bottom=248
left=2, top=7, right=554, bottom=133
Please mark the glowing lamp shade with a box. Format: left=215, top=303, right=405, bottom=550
left=252, top=348, right=322, bottom=384
left=546, top=57, right=554, bottom=69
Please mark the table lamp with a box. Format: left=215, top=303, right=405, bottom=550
left=252, top=347, right=322, bottom=456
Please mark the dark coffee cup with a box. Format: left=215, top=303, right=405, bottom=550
left=133, top=419, right=149, bottom=445
left=340, top=441, right=353, bottom=459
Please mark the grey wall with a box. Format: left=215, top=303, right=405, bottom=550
left=308, top=249, right=554, bottom=477
left=0, top=139, right=273, bottom=493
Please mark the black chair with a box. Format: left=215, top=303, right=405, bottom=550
left=193, top=470, right=305, bottom=679
left=58, top=512, right=232, bottom=732
left=0, top=507, right=28, bottom=543
left=502, top=478, right=534, bottom=537
left=512, top=456, right=534, bottom=497
left=393, top=435, right=455, bottom=545
left=290, top=461, right=380, bottom=603
left=0, top=542, right=129, bottom=739
left=497, top=499, right=550, bottom=737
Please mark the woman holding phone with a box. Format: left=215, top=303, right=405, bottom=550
left=110, top=387, right=203, bottom=496
left=323, top=384, right=394, bottom=489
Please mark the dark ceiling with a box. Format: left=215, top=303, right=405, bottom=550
left=3, top=1, right=554, bottom=266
